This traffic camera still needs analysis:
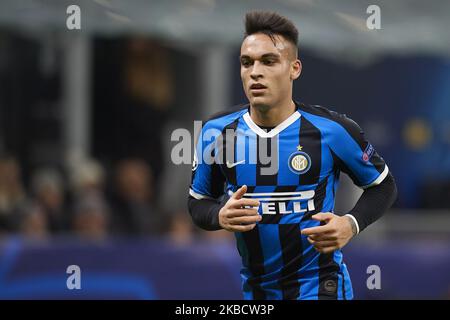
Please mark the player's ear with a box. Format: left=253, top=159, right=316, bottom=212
left=290, top=59, right=302, bottom=80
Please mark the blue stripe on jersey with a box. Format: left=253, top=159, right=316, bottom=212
left=299, top=216, right=320, bottom=299
left=343, top=265, right=354, bottom=299
left=300, top=110, right=381, bottom=187
left=332, top=250, right=344, bottom=300
left=337, top=270, right=343, bottom=300
left=323, top=174, right=337, bottom=212
left=299, top=272, right=320, bottom=300
left=337, top=253, right=354, bottom=299
left=191, top=138, right=216, bottom=197
left=333, top=250, right=354, bottom=299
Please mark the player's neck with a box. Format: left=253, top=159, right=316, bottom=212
left=249, top=100, right=296, bottom=127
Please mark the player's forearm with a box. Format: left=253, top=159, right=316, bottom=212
left=187, top=196, right=223, bottom=231
left=346, top=171, right=397, bottom=233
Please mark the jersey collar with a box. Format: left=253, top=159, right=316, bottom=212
left=243, top=105, right=301, bottom=138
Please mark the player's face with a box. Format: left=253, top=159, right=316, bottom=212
left=240, top=33, right=301, bottom=109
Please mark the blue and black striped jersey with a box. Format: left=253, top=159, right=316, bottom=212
left=189, top=102, right=388, bottom=300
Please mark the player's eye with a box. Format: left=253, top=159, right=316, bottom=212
left=262, top=59, right=275, bottom=65
left=241, top=59, right=252, bottom=67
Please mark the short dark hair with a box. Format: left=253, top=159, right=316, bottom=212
left=244, top=11, right=299, bottom=47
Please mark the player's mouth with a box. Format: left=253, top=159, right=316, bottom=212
left=249, top=83, right=267, bottom=95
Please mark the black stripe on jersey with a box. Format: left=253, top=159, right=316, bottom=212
left=190, top=149, right=226, bottom=199
left=219, top=119, right=239, bottom=186
left=278, top=223, right=303, bottom=299
left=242, top=227, right=266, bottom=300
left=297, top=102, right=384, bottom=174
left=259, top=185, right=298, bottom=224
left=209, top=162, right=227, bottom=198
left=300, top=176, right=328, bottom=223
left=297, top=102, right=365, bottom=148
left=330, top=148, right=361, bottom=187
left=256, top=135, right=278, bottom=186
left=318, top=252, right=340, bottom=299
left=340, top=270, right=346, bottom=300
left=314, top=174, right=340, bottom=300
left=299, top=115, right=322, bottom=186
left=297, top=112, right=323, bottom=223
left=245, top=185, right=256, bottom=194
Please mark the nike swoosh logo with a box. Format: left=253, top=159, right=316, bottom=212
left=226, top=160, right=245, bottom=168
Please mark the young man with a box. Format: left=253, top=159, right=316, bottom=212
left=188, top=11, right=397, bottom=300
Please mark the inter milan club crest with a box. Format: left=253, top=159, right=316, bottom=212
left=288, top=145, right=311, bottom=174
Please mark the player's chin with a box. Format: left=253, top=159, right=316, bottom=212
left=248, top=95, right=272, bottom=109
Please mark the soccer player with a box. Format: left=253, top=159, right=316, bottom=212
left=187, top=11, right=397, bottom=300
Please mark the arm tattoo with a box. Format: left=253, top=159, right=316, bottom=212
left=346, top=216, right=358, bottom=236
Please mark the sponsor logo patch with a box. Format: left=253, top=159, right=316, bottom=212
left=362, top=143, right=375, bottom=162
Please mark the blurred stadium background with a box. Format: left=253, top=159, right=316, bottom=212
left=0, top=0, right=449, bottom=299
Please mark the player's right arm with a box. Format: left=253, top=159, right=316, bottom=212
left=188, top=185, right=261, bottom=232
left=188, top=120, right=260, bottom=232
left=217, top=185, right=261, bottom=232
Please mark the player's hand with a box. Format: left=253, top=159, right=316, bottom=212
left=218, top=185, right=261, bottom=232
left=300, top=212, right=356, bottom=254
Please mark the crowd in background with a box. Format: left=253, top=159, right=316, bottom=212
left=0, top=154, right=231, bottom=243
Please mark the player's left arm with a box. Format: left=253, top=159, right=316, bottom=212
left=301, top=172, right=397, bottom=253
left=301, top=112, right=398, bottom=253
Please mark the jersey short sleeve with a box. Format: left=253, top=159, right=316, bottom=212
left=327, top=113, right=388, bottom=189
left=189, top=122, right=226, bottom=200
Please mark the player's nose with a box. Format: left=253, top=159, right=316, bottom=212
left=250, top=61, right=264, bottom=79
